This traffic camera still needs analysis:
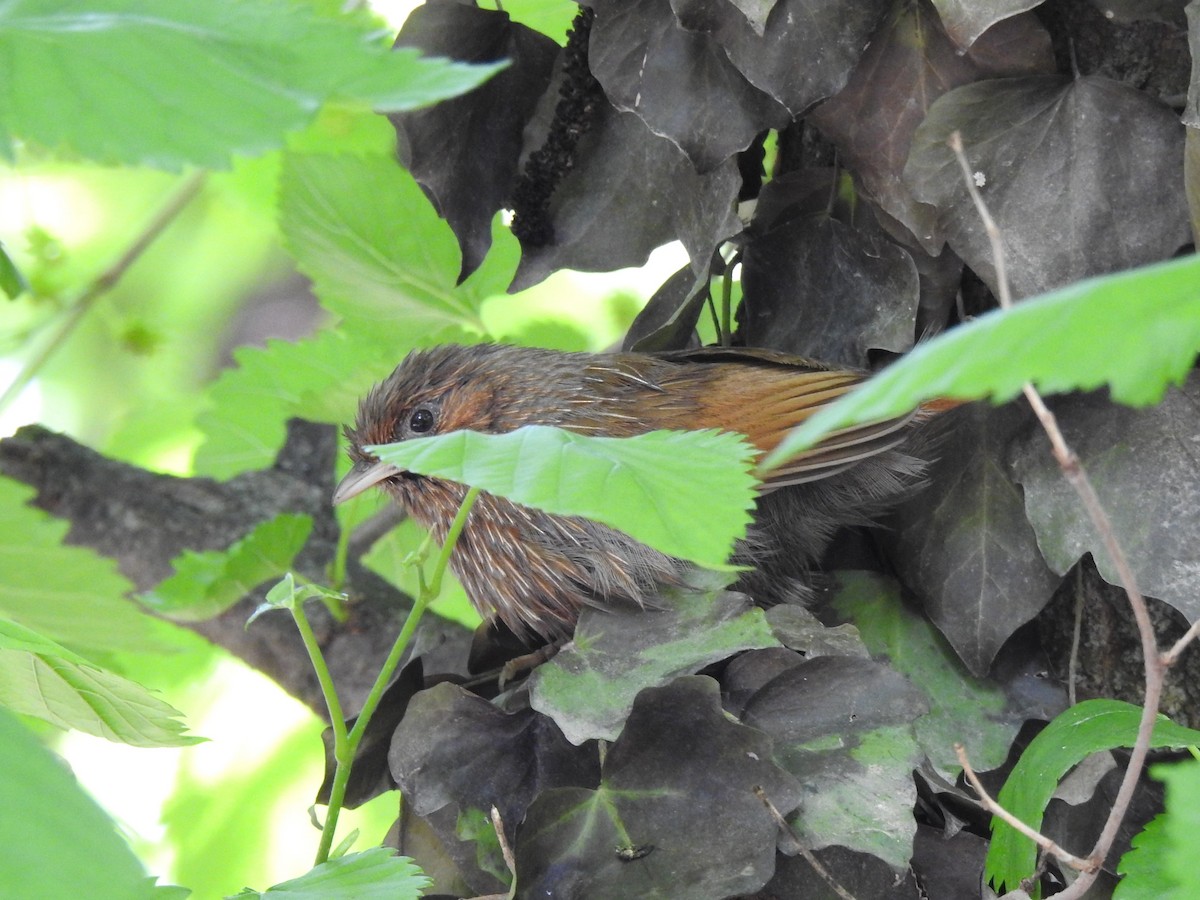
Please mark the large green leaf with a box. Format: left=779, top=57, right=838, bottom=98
left=368, top=425, right=759, bottom=571
left=0, top=0, right=504, bottom=168
left=0, top=477, right=175, bottom=654
left=0, top=706, right=158, bottom=899
left=763, top=254, right=1200, bottom=472
left=141, top=514, right=313, bottom=621
left=986, top=699, right=1200, bottom=892
left=0, top=618, right=200, bottom=747
left=279, top=154, right=519, bottom=336
left=193, top=328, right=412, bottom=479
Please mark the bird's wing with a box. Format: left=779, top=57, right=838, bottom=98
left=677, top=352, right=917, bottom=491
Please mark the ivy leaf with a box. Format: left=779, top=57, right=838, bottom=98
left=0, top=477, right=175, bottom=654
left=141, top=514, right=314, bottom=621
left=0, top=0, right=504, bottom=168
left=905, top=75, right=1189, bottom=300
left=512, top=97, right=743, bottom=290
left=831, top=571, right=1057, bottom=773
left=390, top=680, right=599, bottom=873
left=763, top=254, right=1200, bottom=472
left=741, top=656, right=929, bottom=867
left=930, top=0, right=1046, bottom=49
left=672, top=0, right=888, bottom=118
left=808, top=6, right=1053, bottom=253
left=516, top=677, right=803, bottom=898
left=887, top=403, right=1060, bottom=676
left=530, top=583, right=779, bottom=743
left=0, top=618, right=201, bottom=747
left=0, top=707, right=157, bottom=899
left=1011, top=373, right=1200, bottom=627
left=985, top=699, right=1200, bottom=892
left=623, top=263, right=712, bottom=352
left=236, top=848, right=430, bottom=899
left=587, top=0, right=788, bottom=171
left=740, top=205, right=919, bottom=367
left=367, top=426, right=759, bottom=571
left=390, top=0, right=560, bottom=279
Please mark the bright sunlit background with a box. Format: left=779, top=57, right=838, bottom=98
left=0, top=1, right=688, bottom=890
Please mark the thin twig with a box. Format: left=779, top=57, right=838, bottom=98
left=949, top=131, right=1165, bottom=899
left=754, top=786, right=857, bottom=900
left=1068, top=566, right=1084, bottom=707
left=0, top=170, right=208, bottom=415
left=490, top=805, right=517, bottom=878
left=954, top=744, right=1093, bottom=873
left=1163, top=616, right=1200, bottom=666
left=947, top=133, right=1011, bottom=312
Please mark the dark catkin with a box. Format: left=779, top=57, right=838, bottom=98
left=511, top=6, right=603, bottom=246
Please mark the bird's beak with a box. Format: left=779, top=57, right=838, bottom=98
left=332, top=460, right=402, bottom=505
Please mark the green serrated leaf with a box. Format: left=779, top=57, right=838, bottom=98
left=241, top=848, right=430, bottom=899
left=764, top=254, right=1200, bottom=472
left=986, top=699, right=1200, bottom=892
left=369, top=426, right=758, bottom=570
left=279, top=153, right=518, bottom=335
left=0, top=0, right=503, bottom=168
left=1115, top=812, right=1176, bottom=899
left=0, top=618, right=200, bottom=747
left=141, top=514, right=313, bottom=621
left=194, top=329, right=401, bottom=479
left=0, top=706, right=155, bottom=899
left=0, top=477, right=176, bottom=654
left=250, top=573, right=342, bottom=626
left=1153, top=759, right=1200, bottom=898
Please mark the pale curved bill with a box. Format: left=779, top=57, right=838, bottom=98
left=332, top=460, right=401, bottom=505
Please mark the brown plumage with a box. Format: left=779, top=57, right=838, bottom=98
left=336, top=343, right=941, bottom=641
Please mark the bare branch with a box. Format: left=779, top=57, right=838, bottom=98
left=754, top=786, right=857, bottom=900
left=490, top=805, right=516, bottom=879
left=0, top=171, right=208, bottom=415
left=1163, top=617, right=1200, bottom=666
left=954, top=744, right=1094, bottom=873
left=949, top=131, right=1167, bottom=899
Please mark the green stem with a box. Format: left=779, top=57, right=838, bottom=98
left=0, top=170, right=208, bottom=416
left=313, top=485, right=482, bottom=865
left=293, top=602, right=347, bottom=735
left=294, top=598, right=350, bottom=862
left=720, top=261, right=735, bottom=347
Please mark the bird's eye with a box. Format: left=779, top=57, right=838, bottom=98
left=408, top=406, right=436, bottom=434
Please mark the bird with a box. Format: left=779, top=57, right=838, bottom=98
left=335, top=343, right=943, bottom=643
